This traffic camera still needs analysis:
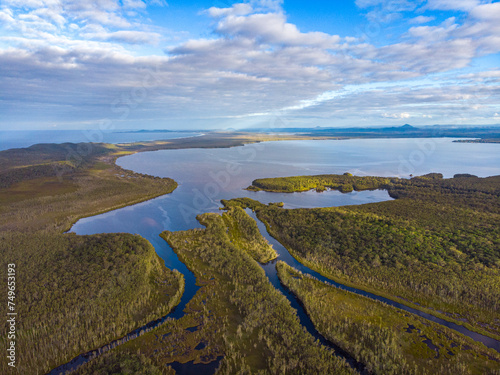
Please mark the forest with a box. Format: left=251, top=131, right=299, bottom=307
left=0, top=141, right=185, bottom=374
left=278, top=262, right=500, bottom=375
left=0, top=231, right=184, bottom=374
left=242, top=173, right=500, bottom=339
left=74, top=199, right=500, bottom=375
left=0, top=134, right=340, bottom=374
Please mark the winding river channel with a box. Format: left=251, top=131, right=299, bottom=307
left=51, top=139, right=500, bottom=374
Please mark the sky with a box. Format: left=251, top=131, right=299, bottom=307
left=0, top=0, right=499, bottom=130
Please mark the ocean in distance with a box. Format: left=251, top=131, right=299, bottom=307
left=0, top=130, right=198, bottom=151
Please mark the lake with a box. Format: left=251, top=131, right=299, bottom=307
left=65, top=138, right=500, bottom=371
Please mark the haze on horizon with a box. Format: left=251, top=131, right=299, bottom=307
left=0, top=0, right=499, bottom=131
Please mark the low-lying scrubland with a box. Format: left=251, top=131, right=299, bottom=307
left=222, top=205, right=277, bottom=263
left=0, top=143, right=177, bottom=232
left=74, top=351, right=175, bottom=375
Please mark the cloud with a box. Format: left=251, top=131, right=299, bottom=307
left=355, top=0, right=422, bottom=17
left=409, top=15, right=436, bottom=24
left=425, top=0, right=480, bottom=11
left=2, top=0, right=133, bottom=28
left=33, top=7, right=66, bottom=27
left=469, top=2, right=500, bottom=20
left=81, top=27, right=162, bottom=44
left=215, top=12, right=341, bottom=47
left=382, top=112, right=411, bottom=119
left=354, top=0, right=427, bottom=27
left=0, top=0, right=499, bottom=129
left=207, top=3, right=253, bottom=17
left=0, top=9, right=15, bottom=26
left=122, top=0, right=147, bottom=9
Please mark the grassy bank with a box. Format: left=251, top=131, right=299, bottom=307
left=0, top=132, right=343, bottom=232
left=0, top=133, right=344, bottom=374
left=277, top=262, right=500, bottom=375
left=74, top=351, right=175, bottom=375
left=248, top=174, right=391, bottom=193
left=163, top=211, right=353, bottom=374
left=0, top=143, right=177, bottom=232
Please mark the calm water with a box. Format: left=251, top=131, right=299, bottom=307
left=65, top=139, right=500, bottom=372
left=0, top=130, right=199, bottom=151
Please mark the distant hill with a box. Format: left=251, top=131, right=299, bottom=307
left=243, top=125, right=500, bottom=139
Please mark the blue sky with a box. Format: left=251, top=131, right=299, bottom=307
left=0, top=0, right=499, bottom=130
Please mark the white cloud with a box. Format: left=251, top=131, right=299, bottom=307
left=425, top=0, right=480, bottom=11
left=122, top=0, right=146, bottom=9
left=356, top=0, right=422, bottom=19
left=81, top=28, right=162, bottom=44
left=469, top=2, right=500, bottom=20
left=355, top=0, right=383, bottom=8
left=408, top=18, right=457, bottom=40
left=33, top=7, right=66, bottom=27
left=409, top=15, right=436, bottom=24
left=0, top=0, right=499, bottom=129
left=207, top=3, right=253, bottom=17
left=382, top=112, right=411, bottom=119
left=215, top=12, right=341, bottom=47
left=0, top=9, right=15, bottom=25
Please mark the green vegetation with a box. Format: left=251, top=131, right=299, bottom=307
left=74, top=351, right=175, bottom=375
left=0, top=132, right=340, bottom=232
left=0, top=140, right=195, bottom=374
left=222, top=205, right=277, bottom=263
left=247, top=174, right=390, bottom=193
left=298, top=124, right=500, bottom=140
left=278, top=262, right=500, bottom=375
left=0, top=133, right=343, bottom=374
left=0, top=231, right=184, bottom=374
left=109, top=209, right=354, bottom=374
left=241, top=174, right=500, bottom=338
left=2, top=134, right=498, bottom=374
left=162, top=212, right=354, bottom=374
left=454, top=139, right=500, bottom=143
left=0, top=143, right=177, bottom=232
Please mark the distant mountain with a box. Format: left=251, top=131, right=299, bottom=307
left=400, top=124, right=416, bottom=131
left=242, top=124, right=500, bottom=139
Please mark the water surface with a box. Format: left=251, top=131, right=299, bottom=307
left=67, top=138, right=500, bottom=371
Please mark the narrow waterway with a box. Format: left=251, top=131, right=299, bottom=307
left=52, top=189, right=381, bottom=374
left=247, top=210, right=500, bottom=354
left=51, top=197, right=500, bottom=375
left=48, top=237, right=200, bottom=375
